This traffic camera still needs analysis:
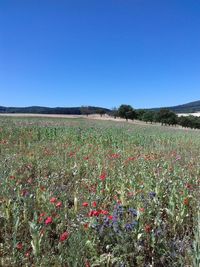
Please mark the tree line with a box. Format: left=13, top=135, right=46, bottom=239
left=106, top=104, right=200, bottom=130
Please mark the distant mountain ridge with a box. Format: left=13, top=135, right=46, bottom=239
left=0, top=100, right=200, bottom=114
left=149, top=100, right=200, bottom=113
left=0, top=106, right=110, bottom=115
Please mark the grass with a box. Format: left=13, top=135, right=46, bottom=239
left=0, top=116, right=200, bottom=266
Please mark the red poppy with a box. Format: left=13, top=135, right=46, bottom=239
left=185, top=183, right=192, bottom=190
left=56, top=201, right=62, bottom=208
left=50, top=197, right=57, bottom=203
left=40, top=186, right=46, bottom=191
left=45, top=217, right=53, bottom=225
left=88, top=210, right=100, bottom=217
left=82, top=202, right=89, bottom=207
left=144, top=224, right=151, bottom=233
left=40, top=212, right=46, bottom=217
left=84, top=223, right=89, bottom=229
left=100, top=173, right=107, bottom=181
left=183, top=198, right=189, bottom=206
left=100, top=210, right=109, bottom=215
left=92, top=201, right=97, bottom=207
left=93, top=210, right=100, bottom=216
left=16, top=242, right=23, bottom=250
left=85, top=260, right=90, bottom=267
left=139, top=208, right=145, bottom=212
left=25, top=250, right=31, bottom=257
left=59, top=231, right=69, bottom=242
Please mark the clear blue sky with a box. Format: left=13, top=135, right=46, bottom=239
left=0, top=0, right=200, bottom=109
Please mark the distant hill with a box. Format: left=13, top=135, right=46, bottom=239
left=0, top=106, right=110, bottom=115
left=1, top=100, right=200, bottom=115
left=149, top=100, right=200, bottom=113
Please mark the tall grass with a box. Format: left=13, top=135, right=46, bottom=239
left=0, top=117, right=199, bottom=266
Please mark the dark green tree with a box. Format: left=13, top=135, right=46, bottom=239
left=136, top=109, right=146, bottom=120
left=96, top=109, right=106, bottom=117
left=142, top=111, right=155, bottom=123
left=80, top=106, right=92, bottom=116
left=109, top=107, right=118, bottom=119
left=155, top=109, right=177, bottom=126
left=118, top=105, right=135, bottom=121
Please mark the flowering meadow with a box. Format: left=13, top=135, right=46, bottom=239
left=0, top=116, right=200, bottom=267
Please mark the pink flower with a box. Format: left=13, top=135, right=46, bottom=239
left=82, top=202, right=89, bottom=207
left=56, top=201, right=62, bottom=208
left=59, top=231, right=69, bottom=242
left=139, top=207, right=145, bottom=212
left=45, top=217, right=53, bottom=225
left=50, top=197, right=57, bottom=203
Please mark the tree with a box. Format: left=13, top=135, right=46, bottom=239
left=80, top=106, right=92, bottom=116
left=118, top=105, right=135, bottom=121
left=109, top=107, right=118, bottom=119
left=142, top=111, right=155, bottom=123
left=136, top=109, right=146, bottom=120
left=155, top=109, right=177, bottom=126
left=96, top=109, right=106, bottom=117
left=178, top=115, right=200, bottom=129
left=167, top=112, right=178, bottom=126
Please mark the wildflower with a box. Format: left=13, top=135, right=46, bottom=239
left=108, top=215, right=113, bottom=220
left=16, top=242, right=23, bottom=250
left=84, top=223, right=89, bottom=229
left=127, top=157, right=136, bottom=161
left=56, top=201, right=62, bottom=208
left=183, top=198, right=189, bottom=206
left=92, top=201, right=97, bottom=207
left=128, top=208, right=138, bottom=217
left=82, top=202, right=89, bottom=207
left=40, top=186, right=46, bottom=191
left=125, top=222, right=137, bottom=231
left=100, top=210, right=109, bottom=215
left=25, top=250, right=31, bottom=257
left=45, top=217, right=53, bottom=225
left=149, top=192, right=156, bottom=199
left=50, top=197, right=57, bottom=203
left=93, top=210, right=100, bottom=216
left=21, top=190, right=30, bottom=197
left=100, top=173, right=106, bottom=181
left=144, top=224, right=151, bottom=233
left=85, top=260, right=90, bottom=267
left=59, top=231, right=69, bottom=242
left=185, top=183, right=192, bottom=190
left=88, top=210, right=100, bottom=217
left=139, top=207, right=145, bottom=212
left=175, top=155, right=181, bottom=161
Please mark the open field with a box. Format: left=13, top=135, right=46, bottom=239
left=0, top=116, right=200, bottom=266
left=1, top=113, right=199, bottom=131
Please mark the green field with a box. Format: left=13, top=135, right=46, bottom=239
left=0, top=116, right=200, bottom=267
